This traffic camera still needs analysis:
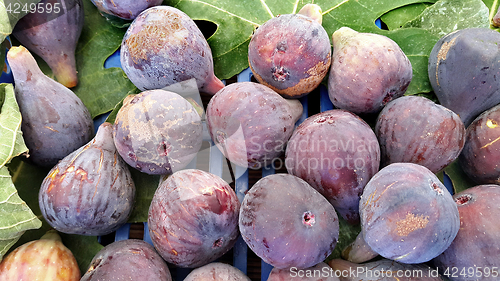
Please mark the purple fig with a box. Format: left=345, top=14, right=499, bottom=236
left=90, top=0, right=164, bottom=20
left=248, top=13, right=331, bottom=98
left=6, top=45, right=94, bottom=167
left=39, top=122, right=135, bottom=236
left=113, top=89, right=203, bottom=175
left=12, top=0, right=84, bottom=88
left=0, top=230, right=80, bottom=281
left=184, top=263, right=250, bottom=281
left=148, top=169, right=240, bottom=268
left=239, top=173, right=339, bottom=269
left=120, top=6, right=224, bottom=94
left=328, top=27, right=412, bottom=114
left=433, top=185, right=500, bottom=281
left=81, top=239, right=172, bottom=281
left=428, top=28, right=500, bottom=126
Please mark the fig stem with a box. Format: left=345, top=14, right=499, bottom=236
left=40, top=229, right=62, bottom=242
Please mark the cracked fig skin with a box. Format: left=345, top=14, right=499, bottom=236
left=113, top=89, right=203, bottom=175
left=39, top=122, right=135, bottom=236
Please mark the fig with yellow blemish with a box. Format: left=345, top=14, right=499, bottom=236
left=359, top=163, right=459, bottom=264
left=429, top=27, right=500, bottom=127
left=39, top=122, right=135, bottom=236
left=248, top=11, right=331, bottom=98
left=120, top=6, right=224, bottom=94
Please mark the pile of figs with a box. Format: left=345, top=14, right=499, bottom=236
left=3, top=1, right=500, bottom=280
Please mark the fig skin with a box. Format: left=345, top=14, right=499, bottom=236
left=81, top=239, right=172, bottom=281
left=148, top=169, right=240, bottom=268
left=12, top=0, right=84, bottom=88
left=328, top=27, right=412, bottom=114
left=113, top=89, right=203, bottom=175
left=359, top=163, right=460, bottom=264
left=0, top=230, right=80, bottom=281
left=120, top=5, right=224, bottom=94
left=239, top=173, right=339, bottom=270
left=6, top=45, right=94, bottom=168
left=428, top=27, right=500, bottom=126
left=285, top=109, right=380, bottom=225
left=90, top=0, right=164, bottom=20
left=432, top=185, right=500, bottom=281
left=39, top=122, right=135, bottom=236
left=184, top=262, right=250, bottom=281
left=376, top=96, right=466, bottom=173
left=458, top=104, right=500, bottom=184
left=248, top=13, right=331, bottom=98
left=206, top=82, right=303, bottom=169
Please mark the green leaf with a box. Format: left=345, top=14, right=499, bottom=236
left=380, top=2, right=434, bottom=30
left=0, top=83, right=27, bottom=167
left=327, top=215, right=361, bottom=261
left=72, top=0, right=138, bottom=118
left=440, top=160, right=477, bottom=194
left=403, top=0, right=490, bottom=38
left=127, top=169, right=161, bottom=223
left=0, top=0, right=42, bottom=43
left=0, top=165, right=42, bottom=261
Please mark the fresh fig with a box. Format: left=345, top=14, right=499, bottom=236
left=248, top=13, right=331, bottom=98
left=239, top=173, right=339, bottom=269
left=432, top=185, right=500, bottom=281
left=6, top=45, right=94, bottom=168
left=0, top=230, right=80, bottom=281
left=184, top=262, right=250, bottom=281
left=428, top=27, right=500, bottom=126
left=148, top=169, right=240, bottom=268
left=113, top=89, right=203, bottom=175
left=12, top=0, right=84, bottom=88
left=359, top=163, right=460, bottom=264
left=81, top=239, right=172, bottom=281
left=206, top=82, right=303, bottom=169
left=375, top=96, right=465, bottom=173
left=458, top=103, right=500, bottom=184
left=285, top=109, right=380, bottom=224
left=120, top=5, right=224, bottom=94
left=328, top=27, right=412, bottom=114
left=39, top=122, right=135, bottom=236
left=90, top=0, right=164, bottom=20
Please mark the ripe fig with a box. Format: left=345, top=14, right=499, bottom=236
left=81, top=239, right=172, bottom=281
left=113, top=89, right=203, bottom=175
left=0, top=230, right=80, bottom=281
left=206, top=82, right=303, bottom=169
left=285, top=109, right=380, bottom=224
left=458, top=104, right=500, bottom=184
left=428, top=27, right=500, bottom=126
left=184, top=262, right=250, bottom=281
left=7, top=45, right=94, bottom=168
left=328, top=258, right=444, bottom=280
left=268, top=262, right=340, bottom=281
left=120, top=6, right=224, bottom=94
left=328, top=27, right=412, bottom=114
left=239, top=173, right=339, bottom=269
left=39, top=122, right=135, bottom=236
left=90, top=0, right=164, bottom=20
left=12, top=0, right=84, bottom=88
left=432, top=185, right=500, bottom=281
left=359, top=163, right=459, bottom=264
left=148, top=169, right=240, bottom=268
left=376, top=96, right=465, bottom=173
left=248, top=13, right=331, bottom=98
